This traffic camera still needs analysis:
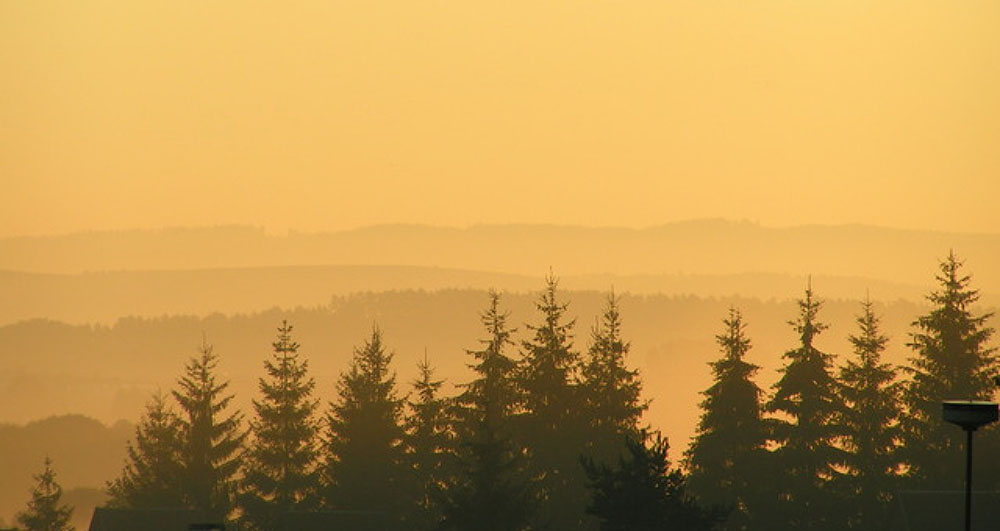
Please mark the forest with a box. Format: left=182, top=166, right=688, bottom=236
left=8, top=252, right=999, bottom=531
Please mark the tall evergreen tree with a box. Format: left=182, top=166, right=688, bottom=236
left=240, top=321, right=321, bottom=530
left=837, top=297, right=903, bottom=530
left=16, top=457, right=74, bottom=531
left=457, top=290, right=522, bottom=427
left=443, top=290, right=531, bottom=531
left=765, top=284, right=845, bottom=530
left=518, top=273, right=593, bottom=530
left=172, top=338, right=246, bottom=518
left=584, top=431, right=722, bottom=531
left=579, top=291, right=646, bottom=466
left=902, top=251, right=997, bottom=489
left=323, top=326, right=408, bottom=526
left=107, top=392, right=185, bottom=509
left=686, top=307, right=767, bottom=531
left=404, top=354, right=453, bottom=530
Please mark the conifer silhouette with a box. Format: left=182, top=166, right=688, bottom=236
left=403, top=354, right=454, bottom=530
left=173, top=338, right=245, bottom=518
left=579, top=291, right=646, bottom=466
left=107, top=392, right=185, bottom=509
left=518, top=273, right=593, bottom=529
left=443, top=291, right=531, bottom=531
left=686, top=307, right=767, bottom=531
left=837, top=297, right=903, bottom=529
left=240, top=321, right=321, bottom=530
left=765, top=283, right=845, bottom=530
left=902, top=252, right=997, bottom=489
left=322, top=326, right=408, bottom=527
left=584, top=431, right=722, bottom=531
left=16, top=457, right=74, bottom=531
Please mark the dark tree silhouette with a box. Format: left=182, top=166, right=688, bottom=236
left=240, top=321, right=321, bottom=530
left=518, top=273, right=593, bottom=529
left=456, top=290, right=522, bottom=428
left=765, top=284, right=845, bottom=530
left=902, top=251, right=997, bottom=489
left=584, top=431, right=722, bottom=531
left=403, top=354, right=454, bottom=530
left=17, top=457, right=75, bottom=531
left=322, top=326, right=408, bottom=527
left=579, top=291, right=646, bottom=466
left=173, top=338, right=246, bottom=518
left=442, top=290, right=531, bottom=531
left=686, top=307, right=767, bottom=531
left=107, top=392, right=185, bottom=509
left=836, top=297, right=903, bottom=530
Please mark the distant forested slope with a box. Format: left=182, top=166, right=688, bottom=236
left=0, top=266, right=950, bottom=325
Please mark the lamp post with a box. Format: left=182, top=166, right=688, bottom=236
left=942, top=400, right=999, bottom=531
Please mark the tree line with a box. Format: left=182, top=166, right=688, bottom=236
left=12, top=252, right=997, bottom=531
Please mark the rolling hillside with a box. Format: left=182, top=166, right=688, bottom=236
left=2, top=222, right=997, bottom=289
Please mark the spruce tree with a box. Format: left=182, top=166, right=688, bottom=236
left=765, top=284, right=845, bottom=530
left=902, top=252, right=997, bottom=489
left=172, top=338, right=246, bottom=518
left=404, top=354, right=453, bottom=530
left=685, top=307, right=767, bottom=531
left=583, top=431, right=722, bottom=531
left=16, top=457, right=74, bottom=531
left=443, top=290, right=531, bottom=531
left=518, top=273, right=592, bottom=530
left=240, top=321, right=321, bottom=530
left=107, top=392, right=185, bottom=509
left=837, top=297, right=903, bottom=529
left=457, top=290, right=522, bottom=427
left=322, top=326, right=408, bottom=526
left=579, top=291, right=646, bottom=466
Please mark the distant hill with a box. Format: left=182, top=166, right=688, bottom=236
left=0, top=265, right=536, bottom=325
left=0, top=266, right=963, bottom=325
left=2, top=221, right=997, bottom=289
left=0, top=415, right=131, bottom=529
left=4, top=221, right=997, bottom=326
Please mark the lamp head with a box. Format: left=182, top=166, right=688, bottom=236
left=943, top=401, right=999, bottom=431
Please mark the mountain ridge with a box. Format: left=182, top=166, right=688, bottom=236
left=2, top=220, right=997, bottom=281
left=3, top=265, right=992, bottom=326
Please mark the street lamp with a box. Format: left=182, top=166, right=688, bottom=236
left=942, top=400, right=999, bottom=531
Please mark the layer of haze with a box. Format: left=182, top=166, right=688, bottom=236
left=3, top=0, right=1000, bottom=237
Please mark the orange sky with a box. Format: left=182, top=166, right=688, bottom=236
left=2, top=0, right=998, bottom=237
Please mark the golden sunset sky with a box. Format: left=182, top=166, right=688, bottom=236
left=2, top=0, right=998, bottom=237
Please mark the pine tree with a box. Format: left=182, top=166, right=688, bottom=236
left=765, top=284, right=845, bottom=530
left=579, top=291, right=646, bottom=466
left=443, top=290, right=531, bottom=531
left=16, top=457, right=74, bottom=531
left=107, top=392, right=185, bottom=509
left=404, top=354, right=453, bottom=530
left=518, top=273, right=592, bottom=530
left=837, top=297, right=903, bottom=529
left=686, top=307, right=767, bottom=531
left=902, top=251, right=997, bottom=489
left=240, top=321, right=321, bottom=530
left=322, top=325, right=408, bottom=526
left=583, top=431, right=722, bottom=531
left=172, top=338, right=246, bottom=518
left=457, top=290, right=522, bottom=428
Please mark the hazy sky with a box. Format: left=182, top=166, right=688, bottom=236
left=2, top=0, right=998, bottom=237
